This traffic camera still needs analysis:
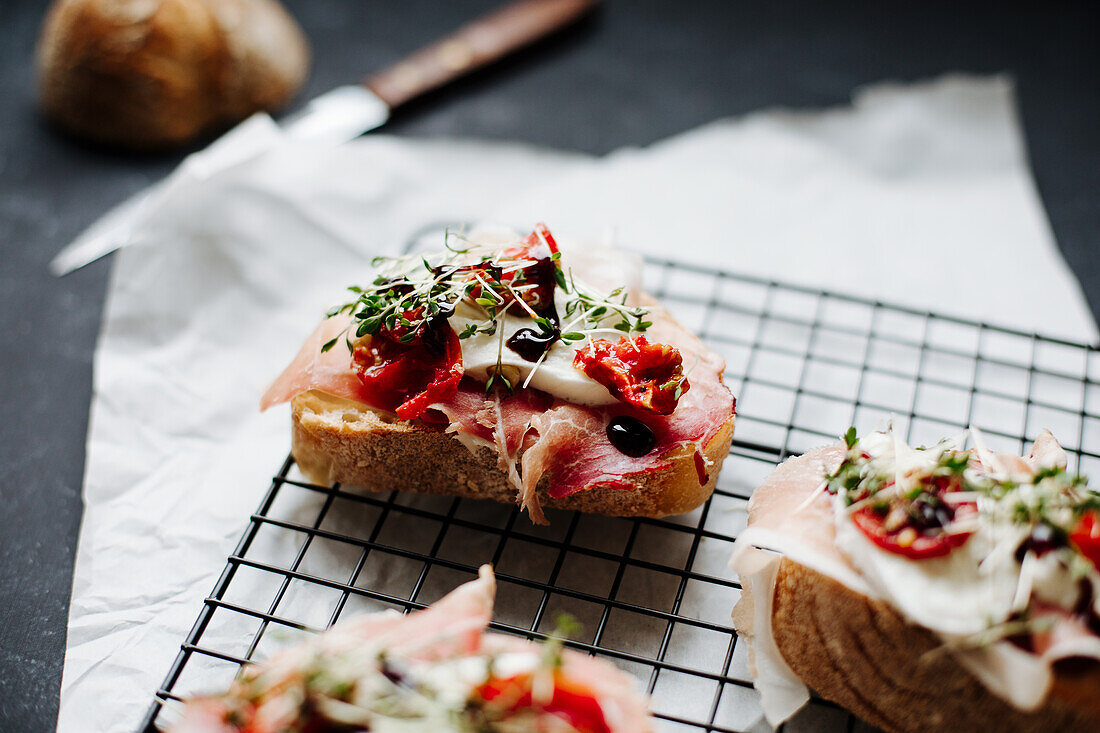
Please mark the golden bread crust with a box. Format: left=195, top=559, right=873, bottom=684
left=290, top=391, right=735, bottom=518
left=770, top=557, right=1100, bottom=733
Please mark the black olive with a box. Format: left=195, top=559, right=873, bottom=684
left=606, top=416, right=657, bottom=457
left=933, top=504, right=955, bottom=528
left=1015, top=522, right=1069, bottom=562
left=912, top=500, right=940, bottom=529
left=505, top=300, right=562, bottom=363
left=380, top=659, right=405, bottom=686
left=1029, top=522, right=1067, bottom=554
left=910, top=497, right=954, bottom=531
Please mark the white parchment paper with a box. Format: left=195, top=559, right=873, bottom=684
left=58, top=75, right=1097, bottom=733
left=491, top=76, right=1097, bottom=343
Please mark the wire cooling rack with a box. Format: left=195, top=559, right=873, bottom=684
left=141, top=249, right=1100, bottom=732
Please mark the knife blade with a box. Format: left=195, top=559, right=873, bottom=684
left=51, top=0, right=597, bottom=275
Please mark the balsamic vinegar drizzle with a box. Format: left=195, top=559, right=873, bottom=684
left=506, top=326, right=558, bottom=362
left=506, top=255, right=562, bottom=363
left=606, top=416, right=657, bottom=457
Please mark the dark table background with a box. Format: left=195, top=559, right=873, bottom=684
left=1, top=0, right=1098, bottom=728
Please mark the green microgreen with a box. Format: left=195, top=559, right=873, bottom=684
left=559, top=270, right=649, bottom=338
left=539, top=613, right=582, bottom=672
left=826, top=428, right=1097, bottom=555
left=843, top=426, right=858, bottom=450
left=321, top=229, right=652, bottom=396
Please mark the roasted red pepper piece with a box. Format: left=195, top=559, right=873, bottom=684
left=463, top=223, right=562, bottom=311
left=353, top=325, right=463, bottom=420
left=379, top=306, right=429, bottom=345
left=573, top=335, right=689, bottom=415
left=528, top=222, right=560, bottom=254
left=476, top=672, right=610, bottom=733
left=1071, top=511, right=1100, bottom=569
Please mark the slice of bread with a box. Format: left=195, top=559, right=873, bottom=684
left=290, top=390, right=735, bottom=518
left=770, top=557, right=1100, bottom=733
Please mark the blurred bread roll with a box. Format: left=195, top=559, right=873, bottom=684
left=36, top=0, right=310, bottom=149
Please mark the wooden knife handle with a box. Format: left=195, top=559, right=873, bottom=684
left=364, top=0, right=597, bottom=109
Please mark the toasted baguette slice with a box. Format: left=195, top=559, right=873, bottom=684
left=769, top=551, right=1100, bottom=733
left=290, top=390, right=735, bottom=518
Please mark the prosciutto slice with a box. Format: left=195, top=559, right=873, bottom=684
left=260, top=314, right=367, bottom=410
left=428, top=383, right=552, bottom=456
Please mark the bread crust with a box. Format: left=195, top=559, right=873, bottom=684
left=290, top=391, right=735, bottom=518
left=770, top=557, right=1100, bottom=733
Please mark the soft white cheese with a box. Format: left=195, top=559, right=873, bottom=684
left=446, top=227, right=642, bottom=406
left=728, top=542, right=812, bottom=726
left=449, top=288, right=618, bottom=407
left=833, top=493, right=1024, bottom=636
left=830, top=429, right=1100, bottom=637
left=1028, top=549, right=1083, bottom=610
left=829, top=429, right=1027, bottom=635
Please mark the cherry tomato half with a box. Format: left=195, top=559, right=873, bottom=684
left=1070, top=511, right=1100, bottom=569
left=477, top=672, right=610, bottom=733
left=851, top=504, right=975, bottom=560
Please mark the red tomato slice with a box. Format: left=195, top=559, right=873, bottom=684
left=851, top=504, right=975, bottom=560
left=353, top=325, right=462, bottom=421
left=477, top=672, right=610, bottom=733
left=1070, top=511, right=1100, bottom=569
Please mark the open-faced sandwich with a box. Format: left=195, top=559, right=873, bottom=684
left=262, top=224, right=736, bottom=524
left=730, top=426, right=1100, bottom=732
left=170, top=566, right=652, bottom=732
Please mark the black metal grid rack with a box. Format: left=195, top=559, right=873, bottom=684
left=141, top=251, right=1100, bottom=733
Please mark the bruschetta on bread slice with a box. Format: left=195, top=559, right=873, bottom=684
left=169, top=566, right=654, bottom=732
left=263, top=224, right=736, bottom=524
left=730, top=426, right=1100, bottom=732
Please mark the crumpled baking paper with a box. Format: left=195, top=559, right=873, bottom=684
left=58, top=75, right=1097, bottom=733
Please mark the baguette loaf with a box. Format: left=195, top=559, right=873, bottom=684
left=770, top=557, right=1100, bottom=733
left=290, top=390, right=735, bottom=518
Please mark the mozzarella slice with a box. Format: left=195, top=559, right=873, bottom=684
left=833, top=495, right=1023, bottom=636
left=451, top=293, right=618, bottom=407
left=450, top=232, right=642, bottom=407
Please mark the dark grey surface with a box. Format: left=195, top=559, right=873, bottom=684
left=0, top=0, right=1097, bottom=729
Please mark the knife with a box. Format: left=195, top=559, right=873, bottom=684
left=51, top=0, right=597, bottom=275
